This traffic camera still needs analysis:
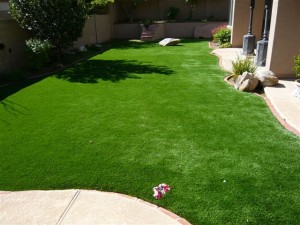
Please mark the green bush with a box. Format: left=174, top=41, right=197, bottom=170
left=213, top=27, right=231, bottom=45
left=88, top=0, right=113, bottom=14
left=232, top=56, right=257, bottom=80
left=142, top=18, right=153, bottom=28
left=9, top=0, right=88, bottom=57
left=25, top=38, right=52, bottom=71
left=293, top=53, right=300, bottom=77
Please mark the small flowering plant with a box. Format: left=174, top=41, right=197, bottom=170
left=153, top=183, right=171, bottom=199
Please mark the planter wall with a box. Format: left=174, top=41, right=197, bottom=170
left=113, top=21, right=227, bottom=40
left=165, top=21, right=226, bottom=38
left=113, top=23, right=142, bottom=39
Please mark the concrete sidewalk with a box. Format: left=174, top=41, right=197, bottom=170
left=0, top=190, right=191, bottom=225
left=212, top=48, right=300, bottom=137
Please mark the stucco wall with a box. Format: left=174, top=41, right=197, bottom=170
left=113, top=23, right=142, bottom=39
left=114, top=0, right=229, bottom=22
left=231, top=0, right=264, bottom=47
left=75, top=14, right=113, bottom=46
left=266, top=0, right=300, bottom=78
left=0, top=16, right=30, bottom=74
left=231, top=0, right=300, bottom=78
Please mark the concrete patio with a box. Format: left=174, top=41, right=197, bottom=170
left=0, top=190, right=191, bottom=225
left=212, top=48, right=300, bottom=136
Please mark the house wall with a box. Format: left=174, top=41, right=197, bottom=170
left=266, top=0, right=300, bottom=78
left=231, top=0, right=300, bottom=78
left=231, top=0, right=264, bottom=47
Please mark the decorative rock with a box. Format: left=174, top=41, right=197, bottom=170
left=234, top=72, right=252, bottom=90
left=238, top=76, right=259, bottom=92
left=255, top=70, right=279, bottom=87
left=75, top=45, right=88, bottom=52
left=234, top=72, right=259, bottom=92
left=159, top=38, right=180, bottom=46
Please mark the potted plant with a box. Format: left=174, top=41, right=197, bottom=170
left=293, top=53, right=300, bottom=98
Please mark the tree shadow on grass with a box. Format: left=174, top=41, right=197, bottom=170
left=0, top=77, right=45, bottom=102
left=55, top=59, right=174, bottom=83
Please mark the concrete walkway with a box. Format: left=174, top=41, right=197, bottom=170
left=0, top=190, right=191, bottom=225
left=212, top=48, right=300, bottom=137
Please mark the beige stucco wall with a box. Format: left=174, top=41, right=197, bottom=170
left=75, top=14, right=113, bottom=46
left=231, top=0, right=264, bottom=47
left=231, top=0, right=300, bottom=78
left=0, top=14, right=30, bottom=74
left=266, top=0, right=300, bottom=78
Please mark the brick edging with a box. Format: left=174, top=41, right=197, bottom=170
left=209, top=45, right=232, bottom=73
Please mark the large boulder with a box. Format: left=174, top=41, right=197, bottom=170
left=255, top=70, right=279, bottom=87
left=238, top=77, right=259, bottom=92
left=235, top=72, right=259, bottom=92
left=159, top=38, right=180, bottom=46
left=234, top=72, right=252, bottom=90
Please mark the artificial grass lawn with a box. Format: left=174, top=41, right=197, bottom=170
left=1, top=39, right=300, bottom=224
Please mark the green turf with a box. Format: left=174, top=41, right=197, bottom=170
left=1, top=40, right=300, bottom=224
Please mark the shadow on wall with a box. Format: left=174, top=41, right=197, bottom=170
left=55, top=59, right=174, bottom=83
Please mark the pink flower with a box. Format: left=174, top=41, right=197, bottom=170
left=153, top=183, right=171, bottom=199
left=159, top=183, right=171, bottom=194
left=153, top=187, right=163, bottom=199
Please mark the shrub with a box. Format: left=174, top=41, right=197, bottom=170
left=88, top=0, right=113, bottom=14
left=213, top=27, right=231, bottom=45
left=232, top=56, right=257, bottom=80
left=142, top=18, right=153, bottom=28
left=211, top=24, right=227, bottom=36
left=9, top=0, right=88, bottom=58
left=293, top=53, right=300, bottom=77
left=220, top=42, right=232, bottom=48
left=167, top=7, right=179, bottom=20
left=25, top=38, right=52, bottom=71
